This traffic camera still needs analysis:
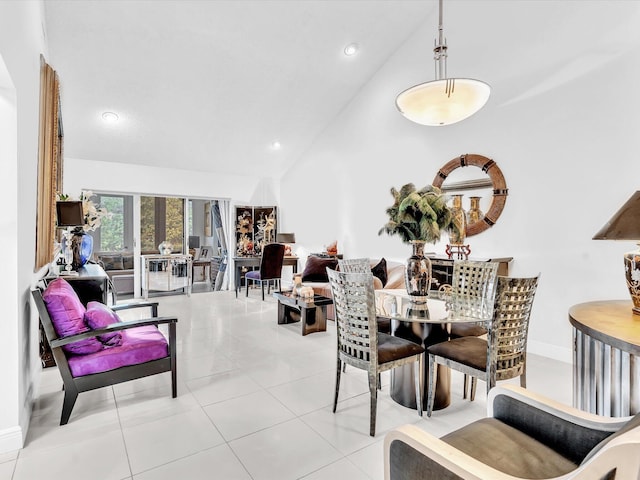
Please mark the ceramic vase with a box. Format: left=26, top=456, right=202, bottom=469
left=449, top=194, right=466, bottom=245
left=405, top=240, right=431, bottom=302
left=70, top=230, right=93, bottom=270
left=624, top=247, right=640, bottom=314
left=467, top=196, right=484, bottom=225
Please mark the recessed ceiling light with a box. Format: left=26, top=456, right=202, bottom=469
left=344, top=43, right=359, bottom=56
left=101, top=111, right=119, bottom=123
left=271, top=141, right=281, bottom=150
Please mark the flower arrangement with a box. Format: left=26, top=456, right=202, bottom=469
left=379, top=183, right=459, bottom=244
left=57, top=190, right=111, bottom=232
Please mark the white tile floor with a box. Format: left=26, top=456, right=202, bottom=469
left=1, top=290, right=573, bottom=480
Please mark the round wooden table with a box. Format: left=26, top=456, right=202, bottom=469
left=569, top=300, right=640, bottom=416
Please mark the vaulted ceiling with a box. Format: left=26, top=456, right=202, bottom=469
left=44, top=1, right=640, bottom=179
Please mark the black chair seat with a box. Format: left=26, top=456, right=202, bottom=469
left=377, top=316, right=391, bottom=334
left=449, top=322, right=487, bottom=338
left=378, top=333, right=425, bottom=365
left=442, top=417, right=578, bottom=478
left=428, top=336, right=487, bottom=370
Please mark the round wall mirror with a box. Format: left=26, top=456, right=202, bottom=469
left=432, top=154, right=508, bottom=236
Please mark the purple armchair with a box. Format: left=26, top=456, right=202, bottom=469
left=32, top=278, right=178, bottom=425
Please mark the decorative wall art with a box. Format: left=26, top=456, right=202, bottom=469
left=235, top=206, right=277, bottom=256
left=204, top=202, right=212, bottom=237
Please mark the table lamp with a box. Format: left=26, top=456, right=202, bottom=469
left=593, top=191, right=640, bottom=315
left=56, top=200, right=85, bottom=275
left=276, top=233, right=296, bottom=256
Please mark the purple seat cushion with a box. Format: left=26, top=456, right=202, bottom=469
left=84, top=301, right=123, bottom=346
left=245, top=270, right=261, bottom=280
left=67, top=325, right=169, bottom=377
left=42, top=278, right=103, bottom=355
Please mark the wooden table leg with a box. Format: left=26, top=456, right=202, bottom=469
left=300, top=305, right=327, bottom=336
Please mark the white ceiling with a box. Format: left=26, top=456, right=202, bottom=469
left=43, top=1, right=640, bottom=179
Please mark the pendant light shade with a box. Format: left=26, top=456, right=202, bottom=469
left=397, top=0, right=490, bottom=126
left=396, top=78, right=490, bottom=126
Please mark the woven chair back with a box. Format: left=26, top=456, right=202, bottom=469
left=450, top=260, right=499, bottom=320
left=338, top=258, right=370, bottom=274
left=489, top=275, right=539, bottom=381
left=259, top=243, right=286, bottom=280
left=326, top=269, right=378, bottom=370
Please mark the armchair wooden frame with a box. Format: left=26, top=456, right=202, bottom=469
left=385, top=385, right=640, bottom=480
left=32, top=288, right=178, bottom=425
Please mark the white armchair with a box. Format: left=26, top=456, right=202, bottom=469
left=385, top=385, right=640, bottom=479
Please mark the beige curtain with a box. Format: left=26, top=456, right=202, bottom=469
left=35, top=55, right=63, bottom=271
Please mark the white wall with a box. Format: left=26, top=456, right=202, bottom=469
left=0, top=0, right=48, bottom=452
left=65, top=157, right=269, bottom=202
left=280, top=2, right=640, bottom=363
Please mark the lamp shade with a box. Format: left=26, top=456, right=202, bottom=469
left=593, top=191, right=640, bottom=240
left=396, top=78, right=491, bottom=126
left=56, top=201, right=84, bottom=227
left=276, top=233, right=296, bottom=244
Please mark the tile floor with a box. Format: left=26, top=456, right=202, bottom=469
left=0, top=290, right=573, bottom=480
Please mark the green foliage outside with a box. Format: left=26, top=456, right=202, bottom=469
left=141, top=196, right=184, bottom=253
left=99, top=196, right=124, bottom=251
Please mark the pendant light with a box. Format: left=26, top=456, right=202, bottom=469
left=396, top=0, right=490, bottom=126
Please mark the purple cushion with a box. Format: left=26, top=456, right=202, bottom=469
left=84, top=302, right=123, bottom=347
left=42, top=278, right=103, bottom=355
left=245, top=270, right=261, bottom=280
left=67, top=325, right=169, bottom=377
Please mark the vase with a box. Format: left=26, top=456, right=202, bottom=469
left=70, top=230, right=93, bottom=270
left=449, top=194, right=466, bottom=246
left=405, top=240, right=432, bottom=302
left=467, top=196, right=484, bottom=224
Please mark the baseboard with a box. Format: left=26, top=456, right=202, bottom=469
left=0, top=426, right=23, bottom=454
left=528, top=340, right=572, bottom=364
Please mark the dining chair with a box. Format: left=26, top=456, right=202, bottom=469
left=245, top=242, right=286, bottom=300
left=327, top=269, right=425, bottom=436
left=338, top=258, right=391, bottom=335
left=447, top=259, right=499, bottom=398
left=426, top=275, right=540, bottom=416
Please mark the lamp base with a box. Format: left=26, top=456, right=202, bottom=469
left=624, top=247, right=640, bottom=315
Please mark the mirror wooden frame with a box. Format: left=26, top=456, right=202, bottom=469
left=432, top=154, right=508, bottom=237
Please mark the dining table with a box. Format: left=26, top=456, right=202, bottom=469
left=375, top=289, right=486, bottom=411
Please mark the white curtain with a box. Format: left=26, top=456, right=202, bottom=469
left=214, top=199, right=232, bottom=290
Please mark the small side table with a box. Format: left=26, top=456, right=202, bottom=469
left=569, top=300, right=640, bottom=416
left=273, top=291, right=333, bottom=336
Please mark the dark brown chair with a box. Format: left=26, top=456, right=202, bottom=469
left=327, top=269, right=424, bottom=437
left=245, top=242, right=286, bottom=300
left=337, top=257, right=391, bottom=334
left=32, top=281, right=177, bottom=425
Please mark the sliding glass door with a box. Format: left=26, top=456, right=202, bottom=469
left=140, top=196, right=185, bottom=254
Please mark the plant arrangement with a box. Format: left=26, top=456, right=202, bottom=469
left=57, top=190, right=111, bottom=232
left=379, top=183, right=459, bottom=244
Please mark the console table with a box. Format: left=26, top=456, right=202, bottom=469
left=141, top=254, right=192, bottom=299
left=570, top=300, right=640, bottom=416
left=234, top=255, right=298, bottom=297
left=428, top=255, right=512, bottom=290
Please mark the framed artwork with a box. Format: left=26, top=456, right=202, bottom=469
left=234, top=206, right=277, bottom=256
left=196, top=246, right=212, bottom=261
left=204, top=202, right=212, bottom=237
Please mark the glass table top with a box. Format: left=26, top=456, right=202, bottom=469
left=375, top=289, right=489, bottom=324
